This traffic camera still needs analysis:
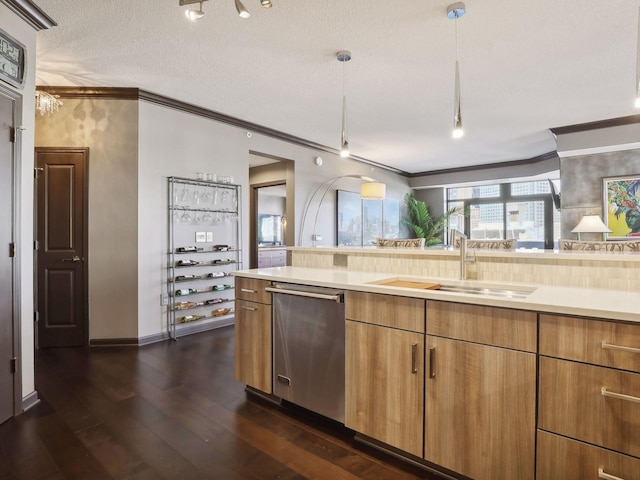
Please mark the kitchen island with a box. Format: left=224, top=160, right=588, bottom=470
left=233, top=248, right=640, bottom=480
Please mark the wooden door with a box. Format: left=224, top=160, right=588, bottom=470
left=425, top=336, right=536, bottom=480
left=345, top=320, right=424, bottom=457
left=0, top=91, right=16, bottom=423
left=36, top=148, right=89, bottom=347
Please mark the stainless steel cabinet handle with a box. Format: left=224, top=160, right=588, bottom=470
left=602, top=341, right=640, bottom=355
left=598, top=467, right=626, bottom=480
left=411, top=343, right=418, bottom=374
left=265, top=286, right=342, bottom=302
left=429, top=347, right=436, bottom=378
left=240, top=288, right=256, bottom=293
left=240, top=306, right=257, bottom=311
left=601, top=387, right=640, bottom=404
left=61, top=256, right=81, bottom=262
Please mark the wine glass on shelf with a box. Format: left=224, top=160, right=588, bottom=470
left=179, top=184, right=191, bottom=203
left=180, top=211, right=192, bottom=224
left=201, top=185, right=212, bottom=204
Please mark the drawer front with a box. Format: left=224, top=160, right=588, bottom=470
left=345, top=291, right=425, bottom=332
left=540, top=314, right=640, bottom=372
left=271, top=250, right=286, bottom=267
left=539, top=356, right=640, bottom=457
left=426, top=300, right=537, bottom=352
left=235, top=277, right=272, bottom=304
left=537, top=430, right=640, bottom=480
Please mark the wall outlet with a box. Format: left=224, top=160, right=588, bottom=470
left=206, top=231, right=213, bottom=242
left=160, top=293, right=169, bottom=306
left=312, top=234, right=322, bottom=241
left=195, top=231, right=206, bottom=242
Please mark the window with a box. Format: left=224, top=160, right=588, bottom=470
left=447, top=180, right=560, bottom=249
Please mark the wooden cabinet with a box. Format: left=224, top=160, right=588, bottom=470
left=537, top=430, right=640, bottom=480
left=539, top=313, right=640, bottom=473
left=425, top=301, right=536, bottom=480
left=345, top=291, right=425, bottom=457
left=234, top=278, right=272, bottom=393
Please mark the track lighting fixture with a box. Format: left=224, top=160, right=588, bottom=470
left=448, top=2, right=466, bottom=139
left=337, top=50, right=352, bottom=158
left=180, top=0, right=208, bottom=21
left=180, top=0, right=273, bottom=21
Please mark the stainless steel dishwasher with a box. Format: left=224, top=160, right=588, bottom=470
left=265, top=282, right=345, bottom=423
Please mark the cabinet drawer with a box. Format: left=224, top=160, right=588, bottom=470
left=537, top=430, right=640, bottom=480
left=426, top=300, right=537, bottom=352
left=539, top=356, right=640, bottom=457
left=540, top=314, right=640, bottom=372
left=235, top=277, right=272, bottom=304
left=346, top=291, right=425, bottom=332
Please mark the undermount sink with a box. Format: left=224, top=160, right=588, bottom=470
left=369, top=278, right=535, bottom=299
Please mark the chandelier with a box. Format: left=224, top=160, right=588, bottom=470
left=35, top=90, right=63, bottom=117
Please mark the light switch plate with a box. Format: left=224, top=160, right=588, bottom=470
left=206, top=231, right=213, bottom=242
left=195, top=232, right=206, bottom=242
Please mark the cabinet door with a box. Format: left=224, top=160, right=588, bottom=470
left=425, top=336, right=536, bottom=480
left=345, top=320, right=424, bottom=457
left=234, top=299, right=272, bottom=393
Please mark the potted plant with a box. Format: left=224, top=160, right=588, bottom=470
left=402, top=193, right=463, bottom=246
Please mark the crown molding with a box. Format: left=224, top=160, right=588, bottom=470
left=550, top=114, right=640, bottom=136
left=0, top=0, right=57, bottom=30
left=36, top=86, right=410, bottom=176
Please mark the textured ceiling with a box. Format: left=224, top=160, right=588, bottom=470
left=34, top=0, right=640, bottom=174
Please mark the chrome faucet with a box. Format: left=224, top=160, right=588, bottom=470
left=449, top=229, right=476, bottom=280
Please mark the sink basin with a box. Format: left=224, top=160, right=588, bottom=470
left=369, top=278, right=535, bottom=299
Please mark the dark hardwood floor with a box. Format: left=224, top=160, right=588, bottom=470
left=0, top=326, right=442, bottom=480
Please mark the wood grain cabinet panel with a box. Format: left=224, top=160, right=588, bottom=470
left=425, top=336, right=536, bottom=480
left=539, top=356, right=640, bottom=458
left=426, top=300, right=537, bottom=352
left=540, top=314, right=640, bottom=373
left=234, top=298, right=272, bottom=394
left=235, top=277, right=272, bottom=305
left=345, top=291, right=425, bottom=332
left=345, top=320, right=424, bottom=457
left=537, top=430, right=640, bottom=480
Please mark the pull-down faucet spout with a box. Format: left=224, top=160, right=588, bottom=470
left=449, top=229, right=476, bottom=280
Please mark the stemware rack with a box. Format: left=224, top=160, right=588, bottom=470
left=167, top=176, right=242, bottom=340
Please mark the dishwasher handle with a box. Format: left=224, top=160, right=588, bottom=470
left=265, top=286, right=344, bottom=303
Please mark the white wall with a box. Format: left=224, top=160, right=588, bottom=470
left=2, top=2, right=38, bottom=402
left=36, top=98, right=139, bottom=340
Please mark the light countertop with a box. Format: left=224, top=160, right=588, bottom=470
left=233, top=266, right=640, bottom=324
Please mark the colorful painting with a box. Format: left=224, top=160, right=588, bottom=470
left=604, top=176, right=640, bottom=239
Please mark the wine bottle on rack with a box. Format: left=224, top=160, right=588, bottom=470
left=213, top=245, right=229, bottom=252
left=175, top=274, right=198, bottom=281
left=207, top=272, right=226, bottom=278
left=179, top=314, right=205, bottom=323
left=176, top=246, right=203, bottom=253
left=177, top=259, right=203, bottom=266
left=175, top=288, right=198, bottom=296
left=206, top=298, right=223, bottom=305
left=174, top=301, right=196, bottom=310
left=212, top=258, right=232, bottom=265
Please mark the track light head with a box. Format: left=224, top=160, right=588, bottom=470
left=261, top=0, right=273, bottom=8
left=235, top=0, right=251, bottom=18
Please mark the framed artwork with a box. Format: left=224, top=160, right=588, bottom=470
left=383, top=198, right=400, bottom=238
left=603, top=175, right=640, bottom=239
left=362, top=199, right=383, bottom=246
left=336, top=190, right=362, bottom=246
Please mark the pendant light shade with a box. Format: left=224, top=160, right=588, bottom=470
left=337, top=50, right=352, bottom=158
left=360, top=182, right=386, bottom=200
left=180, top=0, right=208, bottom=20
left=448, top=3, right=466, bottom=139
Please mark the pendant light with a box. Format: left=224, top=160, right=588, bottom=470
left=337, top=50, right=352, bottom=158
left=448, top=3, right=466, bottom=139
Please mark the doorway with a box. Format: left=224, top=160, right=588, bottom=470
left=0, top=88, right=19, bottom=423
left=35, top=147, right=89, bottom=347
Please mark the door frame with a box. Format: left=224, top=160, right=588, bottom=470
left=34, top=147, right=90, bottom=347
left=0, top=83, right=23, bottom=416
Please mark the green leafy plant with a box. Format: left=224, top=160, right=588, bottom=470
left=402, top=194, right=463, bottom=246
